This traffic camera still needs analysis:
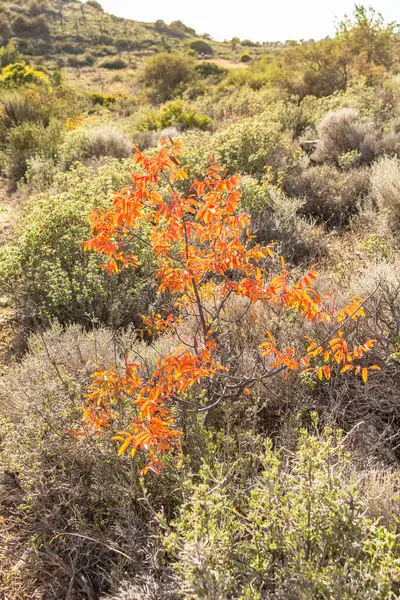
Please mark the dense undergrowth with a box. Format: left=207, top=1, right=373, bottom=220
left=1, top=2, right=400, bottom=599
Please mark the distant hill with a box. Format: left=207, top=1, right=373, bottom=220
left=0, top=0, right=272, bottom=91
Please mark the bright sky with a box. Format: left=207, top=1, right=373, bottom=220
left=98, top=0, right=399, bottom=43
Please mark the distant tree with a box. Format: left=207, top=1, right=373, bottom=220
left=231, top=36, right=240, bottom=50
left=167, top=20, right=196, bottom=37
left=0, top=15, right=13, bottom=44
left=336, top=4, right=397, bottom=68
left=189, top=39, right=214, bottom=56
left=141, top=52, right=195, bottom=101
left=154, top=19, right=168, bottom=33
left=282, top=38, right=351, bottom=97
left=86, top=0, right=104, bottom=11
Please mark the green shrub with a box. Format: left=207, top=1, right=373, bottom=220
left=189, top=39, right=213, bottom=56
left=140, top=52, right=196, bottom=102
left=67, top=53, right=95, bottom=67
left=0, top=41, right=20, bottom=69
left=56, top=41, right=86, bottom=55
left=6, top=119, right=62, bottom=183
left=215, top=116, right=298, bottom=179
left=165, top=429, right=400, bottom=600
left=0, top=14, right=12, bottom=43
left=0, top=161, right=154, bottom=327
left=100, top=57, right=127, bottom=70
left=138, top=100, right=212, bottom=132
left=12, top=14, right=50, bottom=37
left=25, top=155, right=59, bottom=191
left=195, top=61, right=227, bottom=80
left=89, top=91, right=117, bottom=107
left=240, top=51, right=252, bottom=63
left=0, top=90, right=46, bottom=131
left=0, top=61, right=49, bottom=87
left=0, top=86, right=80, bottom=133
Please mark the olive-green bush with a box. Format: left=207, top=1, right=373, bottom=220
left=189, top=39, right=214, bottom=56
left=215, top=116, right=299, bottom=179
left=6, top=119, right=63, bottom=183
left=0, top=160, right=154, bottom=327
left=140, top=53, right=196, bottom=102
left=165, top=429, right=400, bottom=600
left=137, top=99, right=212, bottom=132
left=100, top=57, right=127, bottom=70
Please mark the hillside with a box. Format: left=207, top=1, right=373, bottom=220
left=1, top=3, right=400, bottom=600
left=0, top=0, right=270, bottom=91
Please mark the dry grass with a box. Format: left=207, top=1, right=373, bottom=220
left=370, top=155, right=400, bottom=219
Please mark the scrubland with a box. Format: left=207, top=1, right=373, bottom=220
left=0, top=2, right=400, bottom=598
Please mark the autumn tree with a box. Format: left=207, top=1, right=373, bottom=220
left=83, top=139, right=379, bottom=474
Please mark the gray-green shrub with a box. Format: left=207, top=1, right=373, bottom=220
left=0, top=324, right=178, bottom=598
left=59, top=126, right=132, bottom=170
left=313, top=109, right=399, bottom=165
left=165, top=429, right=400, bottom=600
left=0, top=160, right=154, bottom=327
left=140, top=53, right=196, bottom=102
left=370, top=155, right=400, bottom=219
left=6, top=119, right=63, bottom=183
left=284, top=164, right=370, bottom=226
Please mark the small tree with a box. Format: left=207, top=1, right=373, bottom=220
left=189, top=39, right=214, bottom=56
left=140, top=53, right=195, bottom=101
left=83, top=139, right=379, bottom=474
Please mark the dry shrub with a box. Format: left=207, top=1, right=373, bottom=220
left=284, top=164, right=370, bottom=226
left=101, top=577, right=176, bottom=600
left=370, top=155, right=400, bottom=219
left=131, top=127, right=179, bottom=151
left=87, top=126, right=132, bottom=159
left=312, top=108, right=399, bottom=165
left=335, top=259, right=400, bottom=465
left=0, top=324, right=179, bottom=600
left=60, top=126, right=132, bottom=170
left=252, top=189, right=327, bottom=263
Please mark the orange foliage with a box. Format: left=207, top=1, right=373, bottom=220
left=83, top=139, right=379, bottom=474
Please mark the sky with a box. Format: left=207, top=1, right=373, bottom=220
left=98, top=0, right=399, bottom=43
